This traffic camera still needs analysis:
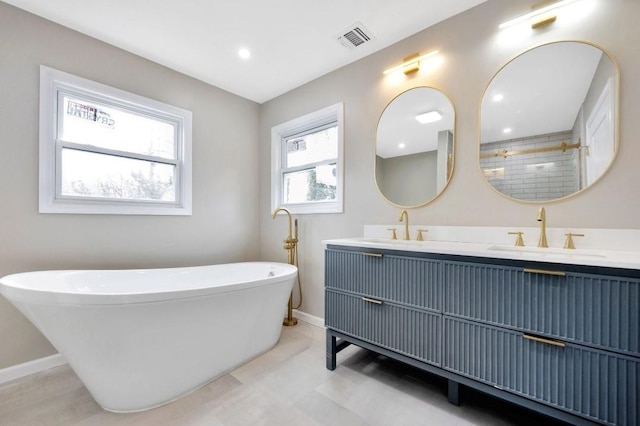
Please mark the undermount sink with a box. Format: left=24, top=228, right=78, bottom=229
left=487, top=245, right=607, bottom=258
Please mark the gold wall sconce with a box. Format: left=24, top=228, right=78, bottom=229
left=383, top=50, right=439, bottom=75
left=499, top=0, right=578, bottom=29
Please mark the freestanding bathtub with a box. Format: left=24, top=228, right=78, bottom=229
left=0, top=262, right=297, bottom=412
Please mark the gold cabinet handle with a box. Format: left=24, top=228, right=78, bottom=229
left=523, top=333, right=565, bottom=347
left=523, top=268, right=565, bottom=277
left=362, top=252, right=383, bottom=258
left=362, top=297, right=383, bottom=305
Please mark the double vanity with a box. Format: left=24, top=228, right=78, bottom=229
left=324, top=225, right=639, bottom=426
left=341, top=35, right=632, bottom=425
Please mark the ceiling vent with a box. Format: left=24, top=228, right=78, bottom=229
left=335, top=22, right=375, bottom=50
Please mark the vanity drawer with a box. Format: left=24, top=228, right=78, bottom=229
left=325, top=248, right=441, bottom=311
left=325, top=290, right=441, bottom=366
left=443, top=261, right=640, bottom=356
left=444, top=317, right=639, bottom=426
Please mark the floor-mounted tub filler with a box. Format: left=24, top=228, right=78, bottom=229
left=0, top=262, right=297, bottom=412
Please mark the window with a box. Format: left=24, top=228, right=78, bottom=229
left=39, top=66, right=192, bottom=215
left=271, top=103, right=344, bottom=214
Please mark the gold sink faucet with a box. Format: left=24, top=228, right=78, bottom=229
left=399, top=209, right=410, bottom=240
left=537, top=206, right=549, bottom=248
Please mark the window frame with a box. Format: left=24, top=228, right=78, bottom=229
left=39, top=66, right=192, bottom=215
left=271, top=103, right=344, bottom=214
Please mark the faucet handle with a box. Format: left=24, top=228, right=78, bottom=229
left=508, top=231, right=525, bottom=247
left=564, top=233, right=584, bottom=249
left=387, top=228, right=398, bottom=240
left=416, top=229, right=428, bottom=241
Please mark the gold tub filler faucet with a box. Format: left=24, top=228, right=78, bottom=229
left=272, top=207, right=301, bottom=327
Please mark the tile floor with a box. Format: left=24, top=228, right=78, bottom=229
left=0, top=322, right=568, bottom=425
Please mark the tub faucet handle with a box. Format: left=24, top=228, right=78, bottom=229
left=508, top=231, right=525, bottom=247
left=387, top=228, right=398, bottom=240
left=564, top=233, right=584, bottom=249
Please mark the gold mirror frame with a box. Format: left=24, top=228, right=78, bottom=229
left=479, top=41, right=619, bottom=203
left=375, top=86, right=456, bottom=208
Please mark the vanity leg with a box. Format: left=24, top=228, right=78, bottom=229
left=326, top=332, right=337, bottom=371
left=448, top=380, right=460, bottom=406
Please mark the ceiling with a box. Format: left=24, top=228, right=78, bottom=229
left=1, top=0, right=486, bottom=103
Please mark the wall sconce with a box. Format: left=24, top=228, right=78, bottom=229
left=499, top=0, right=578, bottom=29
left=383, top=50, right=439, bottom=75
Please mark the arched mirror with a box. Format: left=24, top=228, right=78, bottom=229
left=376, top=87, right=455, bottom=207
left=480, top=41, right=618, bottom=202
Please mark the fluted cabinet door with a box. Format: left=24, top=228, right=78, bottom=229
left=444, top=261, right=640, bottom=356
left=326, top=290, right=441, bottom=366
left=444, top=317, right=639, bottom=426
left=325, top=249, right=441, bottom=312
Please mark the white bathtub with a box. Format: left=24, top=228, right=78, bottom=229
left=0, top=262, right=297, bottom=412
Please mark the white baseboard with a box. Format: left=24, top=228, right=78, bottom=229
left=293, top=309, right=324, bottom=328
left=0, top=354, right=67, bottom=385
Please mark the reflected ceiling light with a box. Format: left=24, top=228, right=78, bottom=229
left=499, top=0, right=578, bottom=29
left=493, top=94, right=504, bottom=102
left=238, top=48, right=251, bottom=59
left=503, top=128, right=512, bottom=134
left=383, top=50, right=439, bottom=75
left=415, top=110, right=442, bottom=124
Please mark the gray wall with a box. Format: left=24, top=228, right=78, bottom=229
left=376, top=150, right=438, bottom=206
left=259, top=0, right=640, bottom=319
left=0, top=3, right=260, bottom=368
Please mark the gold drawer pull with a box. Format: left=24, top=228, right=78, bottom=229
left=362, top=297, right=383, bottom=305
left=523, top=268, right=566, bottom=277
left=362, top=252, right=383, bottom=258
left=523, top=333, right=565, bottom=347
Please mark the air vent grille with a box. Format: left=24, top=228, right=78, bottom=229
left=336, top=22, right=374, bottom=50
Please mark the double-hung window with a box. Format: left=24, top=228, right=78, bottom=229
left=271, top=103, right=343, bottom=214
left=39, top=66, right=192, bottom=215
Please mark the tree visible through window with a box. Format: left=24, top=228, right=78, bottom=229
left=283, top=125, right=338, bottom=204
left=59, top=94, right=177, bottom=202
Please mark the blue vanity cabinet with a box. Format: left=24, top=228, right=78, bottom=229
left=442, top=260, right=640, bottom=425
left=444, top=317, right=639, bottom=426
left=325, top=244, right=640, bottom=426
left=325, top=247, right=442, bottom=366
left=443, top=261, right=640, bottom=356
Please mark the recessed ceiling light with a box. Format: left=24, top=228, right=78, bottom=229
left=503, top=128, right=512, bottom=134
left=493, top=94, right=504, bottom=102
left=415, top=110, right=442, bottom=124
left=398, top=143, right=406, bottom=149
left=238, top=48, right=251, bottom=59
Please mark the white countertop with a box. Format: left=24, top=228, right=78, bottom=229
left=323, top=226, right=640, bottom=271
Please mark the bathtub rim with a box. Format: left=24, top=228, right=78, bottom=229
left=0, top=261, right=297, bottom=306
